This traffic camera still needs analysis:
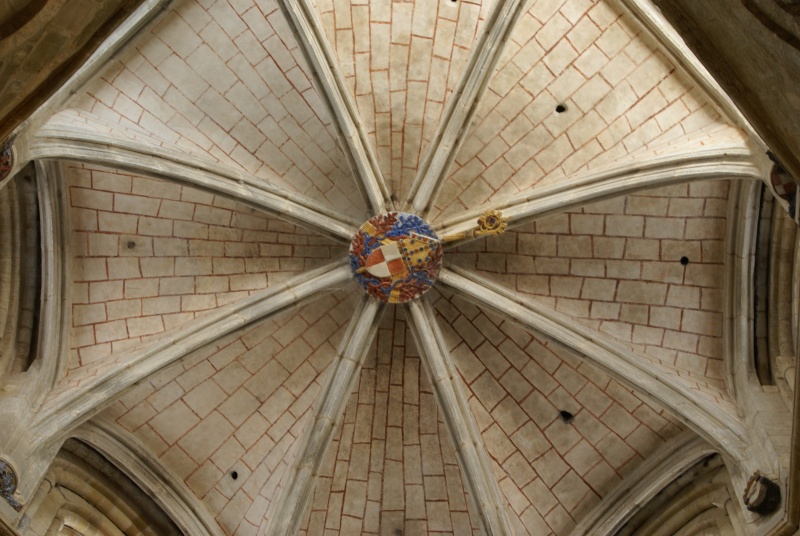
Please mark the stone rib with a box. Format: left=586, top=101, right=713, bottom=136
left=438, top=266, right=752, bottom=465
left=29, top=126, right=358, bottom=243
left=27, top=261, right=352, bottom=450
left=435, top=147, right=767, bottom=246
left=265, top=297, right=384, bottom=535
left=406, top=299, right=514, bottom=535
left=279, top=0, right=392, bottom=214
left=406, top=0, right=529, bottom=216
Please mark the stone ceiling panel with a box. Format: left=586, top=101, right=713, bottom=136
left=312, top=0, right=495, bottom=201
left=70, top=0, right=366, bottom=215
left=297, top=307, right=484, bottom=534
left=101, top=293, right=356, bottom=535
left=429, top=0, right=744, bottom=222
left=448, top=179, right=732, bottom=408
left=67, top=163, right=344, bottom=372
left=431, top=289, right=684, bottom=535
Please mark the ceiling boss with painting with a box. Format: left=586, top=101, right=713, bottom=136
left=349, top=210, right=508, bottom=303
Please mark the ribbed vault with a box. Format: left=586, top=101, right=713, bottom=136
left=0, top=0, right=794, bottom=535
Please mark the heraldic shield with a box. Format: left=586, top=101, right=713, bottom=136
left=349, top=212, right=442, bottom=303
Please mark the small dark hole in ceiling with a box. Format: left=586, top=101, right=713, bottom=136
left=559, top=410, right=574, bottom=423
left=126, top=241, right=136, bottom=249
left=555, top=104, right=567, bottom=113
left=231, top=471, right=238, bottom=480
left=680, top=256, right=689, bottom=265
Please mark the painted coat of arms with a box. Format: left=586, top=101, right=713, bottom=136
left=349, top=212, right=442, bottom=303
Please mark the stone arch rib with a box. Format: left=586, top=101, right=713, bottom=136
left=406, top=0, right=529, bottom=217
left=264, top=297, right=383, bottom=535
left=26, top=261, right=352, bottom=454
left=435, top=147, right=768, bottom=244
left=71, top=419, right=224, bottom=536
left=278, top=0, right=392, bottom=213
left=28, top=127, right=358, bottom=243
left=573, top=431, right=717, bottom=535
left=406, top=299, right=514, bottom=535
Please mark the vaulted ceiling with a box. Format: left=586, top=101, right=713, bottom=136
left=0, top=0, right=797, bottom=535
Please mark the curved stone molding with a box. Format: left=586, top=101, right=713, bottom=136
left=2, top=262, right=351, bottom=513
left=0, top=164, right=41, bottom=377
left=725, top=180, right=795, bottom=533
left=573, top=432, right=717, bottom=535
left=280, top=0, right=390, bottom=213
left=620, top=455, right=742, bottom=535
left=71, top=420, right=224, bottom=536
left=28, top=260, right=353, bottom=453
left=4, top=0, right=170, bottom=145
left=406, top=299, right=514, bottom=536
left=405, top=0, right=529, bottom=216
left=264, top=297, right=383, bottom=535
left=23, top=435, right=183, bottom=535
left=616, top=0, right=763, bottom=143
left=768, top=202, right=798, bottom=404
left=25, top=161, right=71, bottom=406
left=754, top=185, right=777, bottom=385
left=0, top=175, right=22, bottom=377
left=435, top=148, right=768, bottom=244
left=28, top=125, right=358, bottom=242
left=725, top=180, right=762, bottom=410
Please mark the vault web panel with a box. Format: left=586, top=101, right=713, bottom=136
left=430, top=289, right=684, bottom=535
left=71, top=0, right=366, bottom=215
left=298, top=307, right=483, bottom=535
left=102, top=293, right=356, bottom=535
left=429, top=0, right=742, bottom=222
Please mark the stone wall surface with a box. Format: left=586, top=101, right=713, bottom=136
left=71, top=0, right=365, bottom=215
left=298, top=307, right=484, bottom=535
left=313, top=0, right=494, bottom=201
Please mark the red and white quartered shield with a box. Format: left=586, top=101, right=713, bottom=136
left=362, top=241, right=406, bottom=279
